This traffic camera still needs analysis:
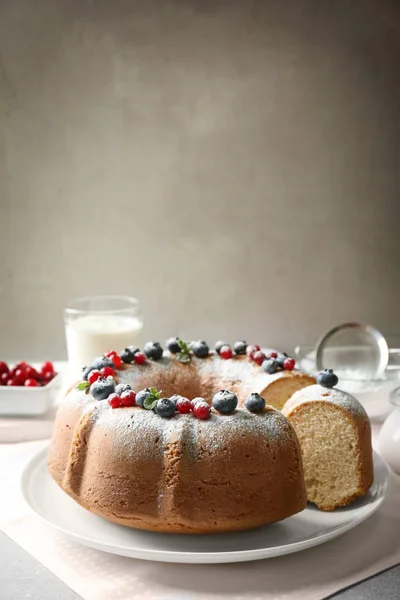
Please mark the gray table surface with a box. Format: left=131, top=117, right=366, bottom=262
left=1, top=531, right=399, bottom=600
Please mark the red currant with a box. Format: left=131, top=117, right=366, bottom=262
left=106, top=351, right=122, bottom=369
left=25, top=378, right=38, bottom=387
left=134, top=352, right=146, bottom=365
left=193, top=402, right=211, bottom=420
left=41, top=361, right=54, bottom=376
left=176, top=397, right=192, bottom=414
left=266, top=351, right=278, bottom=359
left=0, top=372, right=10, bottom=385
left=252, top=351, right=266, bottom=366
left=283, top=357, right=295, bottom=371
left=219, top=345, right=233, bottom=360
left=100, top=366, right=115, bottom=378
left=120, top=390, right=136, bottom=407
left=246, top=345, right=260, bottom=357
left=0, top=362, right=9, bottom=376
left=88, top=369, right=101, bottom=385
left=108, top=393, right=122, bottom=409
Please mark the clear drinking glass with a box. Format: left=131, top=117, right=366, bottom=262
left=64, top=296, right=143, bottom=376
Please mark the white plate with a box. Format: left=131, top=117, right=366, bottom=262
left=21, top=447, right=390, bottom=564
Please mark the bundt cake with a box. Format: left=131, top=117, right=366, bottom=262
left=48, top=339, right=311, bottom=533
left=282, top=372, right=374, bottom=511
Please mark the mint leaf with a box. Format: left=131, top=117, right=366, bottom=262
left=76, top=381, right=90, bottom=391
left=176, top=352, right=191, bottom=363
left=144, top=397, right=158, bottom=410
left=149, top=387, right=161, bottom=399
left=176, top=338, right=191, bottom=363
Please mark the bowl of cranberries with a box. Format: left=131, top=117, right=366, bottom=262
left=0, top=361, right=61, bottom=415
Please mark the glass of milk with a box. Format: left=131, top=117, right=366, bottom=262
left=65, top=296, right=143, bottom=376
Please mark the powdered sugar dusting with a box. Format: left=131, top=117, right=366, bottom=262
left=283, top=384, right=368, bottom=419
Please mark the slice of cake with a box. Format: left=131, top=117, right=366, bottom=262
left=282, top=370, right=373, bottom=511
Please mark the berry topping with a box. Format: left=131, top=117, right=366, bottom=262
left=191, top=397, right=206, bottom=408
left=40, top=361, right=54, bottom=376
left=82, top=365, right=95, bottom=381
left=262, top=358, right=280, bottom=374
left=193, top=400, right=211, bottom=420
left=175, top=396, right=192, bottom=414
left=88, top=369, right=101, bottom=385
left=245, top=392, right=266, bottom=413
left=266, top=351, right=278, bottom=359
left=316, top=369, right=338, bottom=389
left=120, top=390, right=136, bottom=407
left=166, top=337, right=181, bottom=354
left=212, top=390, right=238, bottom=414
left=276, top=352, right=289, bottom=368
left=283, top=357, right=295, bottom=371
left=155, top=398, right=176, bottom=418
left=233, top=341, right=247, bottom=355
left=106, top=351, right=122, bottom=369
left=108, top=393, right=122, bottom=409
left=90, top=377, right=116, bottom=400
left=100, top=366, right=115, bottom=378
left=120, top=347, right=136, bottom=364
left=144, top=341, right=163, bottom=361
left=116, top=383, right=132, bottom=395
left=0, top=362, right=9, bottom=376
left=252, top=351, right=266, bottom=366
left=219, top=345, right=233, bottom=360
left=92, top=355, right=115, bottom=371
left=136, top=388, right=153, bottom=407
left=133, top=352, right=146, bottom=365
left=24, top=378, right=38, bottom=387
left=246, top=344, right=261, bottom=357
left=192, top=340, right=209, bottom=358
left=215, top=341, right=228, bottom=354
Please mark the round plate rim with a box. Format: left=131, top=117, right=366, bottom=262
left=21, top=446, right=390, bottom=564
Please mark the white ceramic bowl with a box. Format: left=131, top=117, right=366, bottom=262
left=0, top=371, right=62, bottom=416
left=378, top=386, right=400, bottom=475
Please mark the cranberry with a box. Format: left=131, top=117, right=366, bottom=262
left=24, top=365, right=39, bottom=379
left=108, top=393, right=122, bottom=409
left=252, top=351, right=266, bottom=366
left=15, top=361, right=28, bottom=370
left=176, top=397, right=192, bottom=414
left=87, top=369, right=100, bottom=385
left=219, top=345, right=233, bottom=360
left=14, top=369, right=27, bottom=384
left=42, top=371, right=54, bottom=383
left=266, top=351, right=278, bottom=359
left=41, top=361, right=54, bottom=376
left=134, top=352, right=146, bottom=365
left=100, top=366, right=115, bottom=378
left=0, top=362, right=9, bottom=376
left=120, top=390, right=136, bottom=407
left=193, top=401, right=211, bottom=420
left=7, top=379, right=19, bottom=386
left=0, top=372, right=10, bottom=385
left=283, top=357, right=295, bottom=371
left=25, top=378, right=38, bottom=387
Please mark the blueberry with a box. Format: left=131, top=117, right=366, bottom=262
left=116, top=383, right=132, bottom=395
left=144, top=341, right=163, bottom=361
left=170, top=393, right=184, bottom=407
left=262, top=358, right=280, bottom=374
left=192, top=340, right=209, bottom=358
left=191, top=397, right=206, bottom=408
left=120, top=346, right=140, bottom=364
left=155, top=398, right=176, bottom=418
left=166, top=337, right=181, bottom=354
left=233, top=341, right=247, bottom=355
left=245, top=393, right=266, bottom=413
left=317, top=369, right=338, bottom=389
left=136, top=388, right=152, bottom=407
left=276, top=352, right=289, bottom=368
left=90, top=377, right=116, bottom=400
left=92, top=355, right=115, bottom=371
left=212, top=390, right=238, bottom=414
left=215, top=341, right=228, bottom=355
left=82, top=365, right=95, bottom=381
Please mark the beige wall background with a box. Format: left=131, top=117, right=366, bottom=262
left=1, top=0, right=400, bottom=360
